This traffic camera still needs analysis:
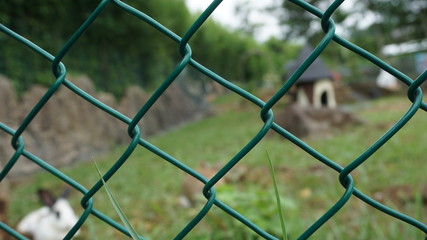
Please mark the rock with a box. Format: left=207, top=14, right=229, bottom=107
left=0, top=75, right=17, bottom=125
left=118, top=86, right=151, bottom=137
left=0, top=75, right=209, bottom=177
left=0, top=172, right=9, bottom=240
left=275, top=104, right=365, bottom=138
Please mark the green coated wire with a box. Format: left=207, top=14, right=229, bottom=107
left=0, top=0, right=426, bottom=239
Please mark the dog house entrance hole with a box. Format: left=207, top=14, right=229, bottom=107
left=321, top=91, right=328, bottom=107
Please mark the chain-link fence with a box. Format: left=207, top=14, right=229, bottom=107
left=1, top=0, right=426, bottom=239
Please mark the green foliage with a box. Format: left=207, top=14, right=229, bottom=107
left=274, top=0, right=427, bottom=56
left=204, top=184, right=297, bottom=239
left=263, top=38, right=301, bottom=80
left=0, top=0, right=293, bottom=97
left=352, top=0, right=427, bottom=46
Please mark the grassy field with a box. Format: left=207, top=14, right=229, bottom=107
left=7, top=94, right=426, bottom=239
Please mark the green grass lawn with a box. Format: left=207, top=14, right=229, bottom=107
left=8, top=94, right=426, bottom=239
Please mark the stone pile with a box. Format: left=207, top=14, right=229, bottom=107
left=0, top=75, right=208, bottom=177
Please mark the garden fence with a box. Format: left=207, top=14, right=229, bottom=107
left=0, top=0, right=426, bottom=239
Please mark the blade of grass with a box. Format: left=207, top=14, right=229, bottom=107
left=266, top=151, right=288, bottom=240
left=93, top=159, right=141, bottom=240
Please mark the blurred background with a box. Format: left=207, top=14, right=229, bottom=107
left=0, top=0, right=426, bottom=239
left=1, top=0, right=425, bottom=97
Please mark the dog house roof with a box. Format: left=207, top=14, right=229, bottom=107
left=286, top=44, right=332, bottom=84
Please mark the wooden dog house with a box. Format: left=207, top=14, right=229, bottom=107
left=286, top=44, right=337, bottom=109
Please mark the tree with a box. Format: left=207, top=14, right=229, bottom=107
left=347, top=0, right=427, bottom=57
left=273, top=0, right=348, bottom=43
left=2, top=0, right=287, bottom=96
left=358, top=0, right=427, bottom=43
left=273, top=0, right=426, bottom=52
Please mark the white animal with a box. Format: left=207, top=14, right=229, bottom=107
left=17, top=188, right=80, bottom=240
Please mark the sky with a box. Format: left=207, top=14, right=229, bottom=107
left=184, top=0, right=363, bottom=42
left=184, top=0, right=427, bottom=56
left=185, top=0, right=282, bottom=42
